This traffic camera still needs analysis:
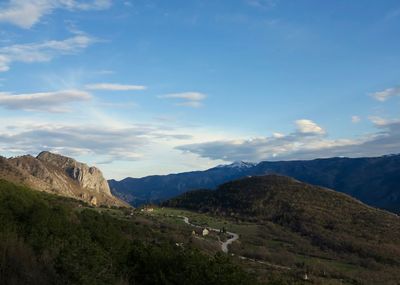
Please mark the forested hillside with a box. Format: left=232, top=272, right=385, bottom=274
left=0, top=180, right=255, bottom=285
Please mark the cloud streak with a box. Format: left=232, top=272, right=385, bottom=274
left=85, top=83, right=147, bottom=91
left=246, top=0, right=278, bottom=9
left=0, top=35, right=95, bottom=72
left=0, top=89, right=91, bottom=112
left=0, top=122, right=194, bottom=164
left=176, top=119, right=400, bottom=162
left=0, top=0, right=112, bottom=29
left=370, top=86, right=400, bottom=102
left=159, top=92, right=207, bottom=108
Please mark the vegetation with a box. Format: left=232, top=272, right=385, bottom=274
left=164, top=175, right=400, bottom=284
left=0, top=179, right=256, bottom=285
left=3, top=173, right=400, bottom=284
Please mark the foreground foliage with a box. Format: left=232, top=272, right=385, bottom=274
left=0, top=180, right=255, bottom=285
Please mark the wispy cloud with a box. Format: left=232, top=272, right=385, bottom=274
left=0, top=89, right=91, bottom=112
left=0, top=0, right=112, bottom=29
left=0, top=121, right=193, bottom=164
left=96, top=69, right=115, bottom=75
left=370, top=86, right=400, bottom=102
left=385, top=8, right=400, bottom=21
left=159, top=92, right=207, bottom=108
left=246, top=0, right=278, bottom=9
left=0, top=35, right=95, bottom=72
left=352, top=116, right=361, bottom=123
left=85, top=83, right=147, bottom=91
left=0, top=55, right=10, bottom=72
left=176, top=118, right=400, bottom=162
left=368, top=116, right=400, bottom=126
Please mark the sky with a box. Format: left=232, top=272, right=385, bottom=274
left=0, top=0, right=400, bottom=179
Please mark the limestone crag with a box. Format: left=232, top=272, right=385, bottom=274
left=0, top=152, right=128, bottom=207
left=37, top=151, right=111, bottom=195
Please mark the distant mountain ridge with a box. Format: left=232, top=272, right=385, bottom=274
left=109, top=154, right=400, bottom=212
left=0, top=151, right=127, bottom=207
left=215, top=161, right=257, bottom=169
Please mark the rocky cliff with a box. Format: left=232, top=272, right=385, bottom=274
left=0, top=152, right=127, bottom=207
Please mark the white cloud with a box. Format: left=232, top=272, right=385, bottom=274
left=0, top=0, right=52, bottom=29
left=0, top=35, right=95, bottom=72
left=272, top=132, right=284, bottom=138
left=60, top=0, right=112, bottom=10
left=352, top=116, right=361, bottom=123
left=295, top=119, right=325, bottom=135
left=0, top=55, right=10, bottom=72
left=369, top=116, right=388, bottom=126
left=0, top=121, right=194, bottom=165
left=176, top=118, right=400, bottom=162
left=0, top=89, right=91, bottom=112
left=370, top=87, right=400, bottom=102
left=159, top=92, right=207, bottom=108
left=160, top=92, right=206, bottom=101
left=85, top=83, right=147, bottom=91
left=0, top=0, right=112, bottom=29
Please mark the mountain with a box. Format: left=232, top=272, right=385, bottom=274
left=0, top=151, right=127, bottom=207
left=109, top=155, right=400, bottom=212
left=109, top=160, right=255, bottom=206
left=164, top=175, right=400, bottom=283
left=215, top=161, right=257, bottom=169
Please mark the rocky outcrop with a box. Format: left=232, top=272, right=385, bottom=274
left=37, top=151, right=112, bottom=195
left=0, top=152, right=128, bottom=208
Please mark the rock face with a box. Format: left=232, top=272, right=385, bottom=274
left=36, top=151, right=112, bottom=195
left=0, top=152, right=127, bottom=207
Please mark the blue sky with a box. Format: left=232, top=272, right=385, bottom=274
left=0, top=0, right=400, bottom=179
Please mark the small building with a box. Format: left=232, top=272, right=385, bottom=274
left=202, top=228, right=210, bottom=236
left=141, top=206, right=154, bottom=213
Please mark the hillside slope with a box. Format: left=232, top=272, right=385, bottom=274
left=0, top=180, right=254, bottom=285
left=0, top=151, right=126, bottom=207
left=165, top=175, right=400, bottom=279
left=110, top=155, right=400, bottom=212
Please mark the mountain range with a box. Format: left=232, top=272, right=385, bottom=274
left=109, top=154, right=400, bottom=212
left=1, top=151, right=400, bottom=283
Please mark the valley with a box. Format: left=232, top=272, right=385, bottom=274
left=131, top=204, right=400, bottom=284
left=1, top=2, right=399, bottom=284
left=1, top=153, right=400, bottom=284
left=161, top=175, right=400, bottom=284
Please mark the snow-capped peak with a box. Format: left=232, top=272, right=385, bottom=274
left=216, top=161, right=256, bottom=169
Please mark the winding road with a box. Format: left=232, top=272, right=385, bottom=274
left=178, top=215, right=239, bottom=253
left=175, top=215, right=291, bottom=270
